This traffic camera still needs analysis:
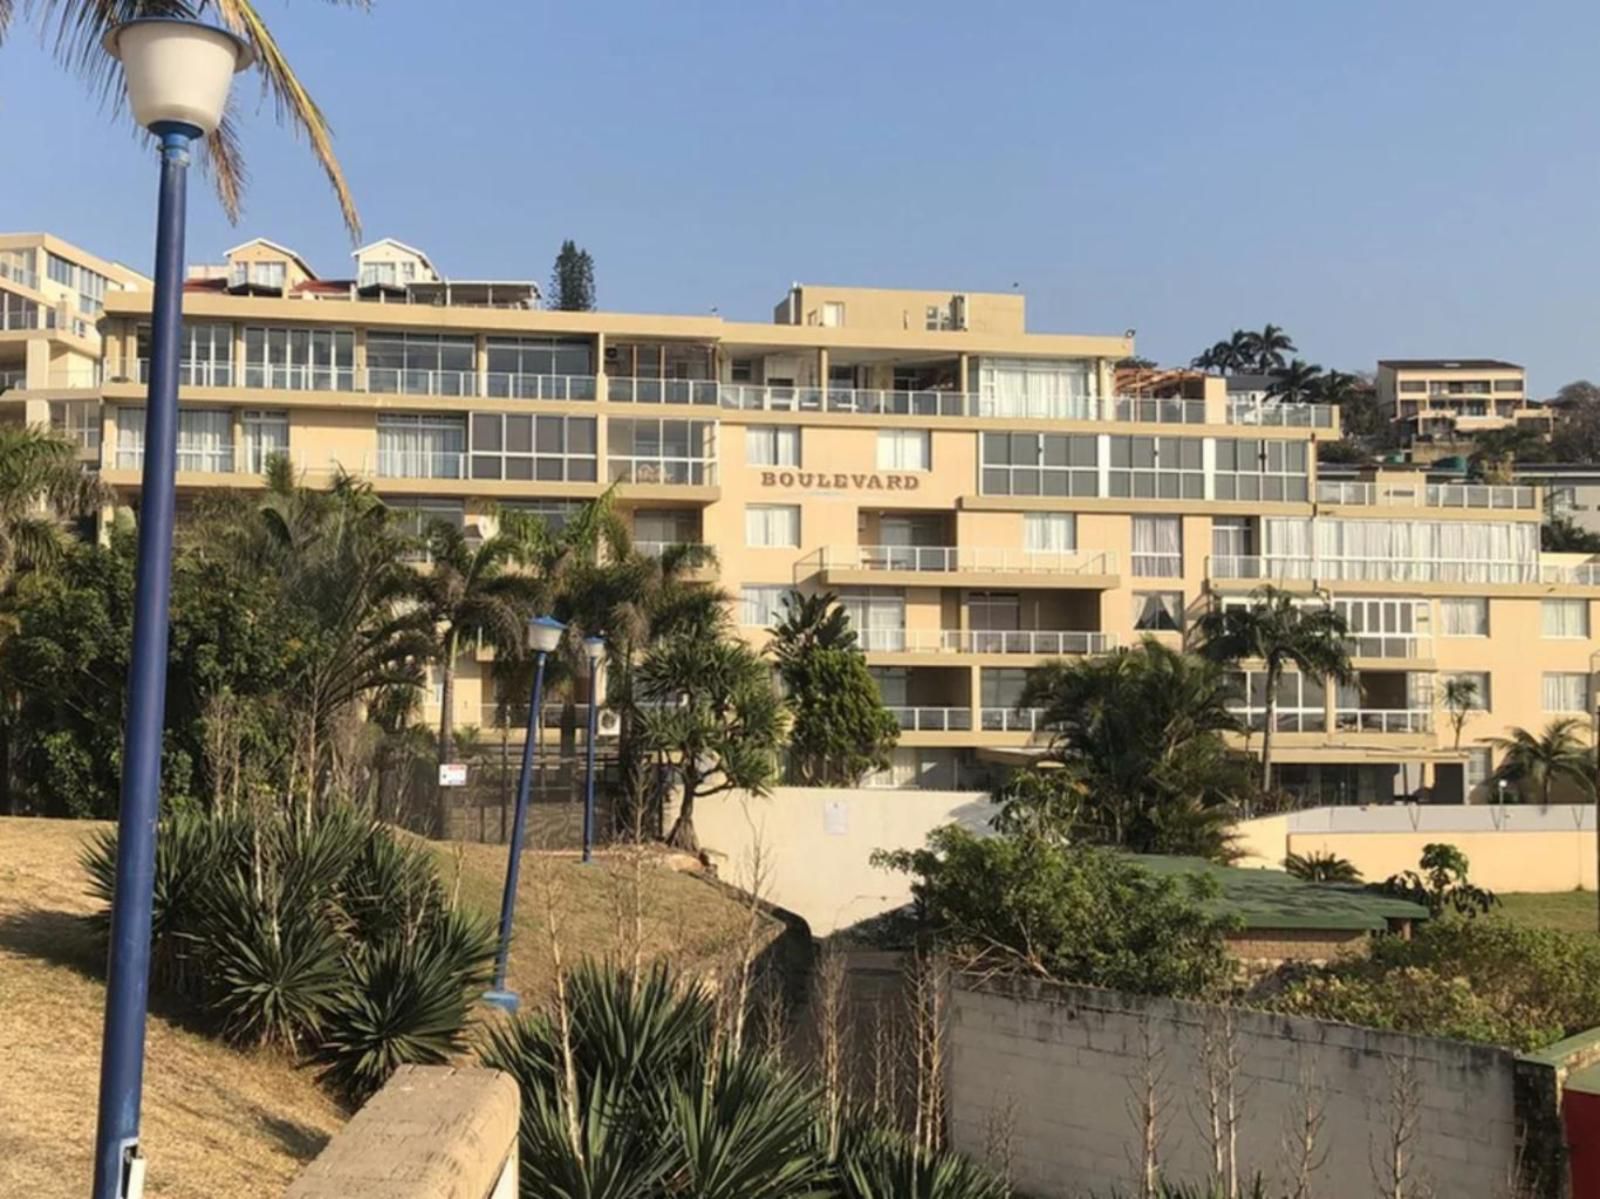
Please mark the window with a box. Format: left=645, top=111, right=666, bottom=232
left=972, top=357, right=1096, bottom=420
left=230, top=260, right=287, bottom=290
left=1543, top=599, right=1590, bottom=639
left=0, top=290, right=38, bottom=331
left=841, top=588, right=907, bottom=650
left=1024, top=513, right=1076, bottom=554
left=241, top=410, right=288, bottom=474
left=366, top=332, right=475, bottom=396
left=740, top=585, right=789, bottom=628
left=47, top=252, right=74, bottom=287
left=876, top=429, right=931, bottom=471
left=116, top=407, right=233, bottom=472
left=485, top=337, right=594, bottom=398
left=1543, top=673, right=1589, bottom=713
left=1440, top=597, right=1489, bottom=636
left=633, top=509, right=699, bottom=550
left=499, top=499, right=583, bottom=535
left=1231, top=670, right=1327, bottom=733
left=244, top=327, right=354, bottom=390
left=385, top=498, right=465, bottom=559
left=746, top=504, right=800, bottom=548
left=139, top=323, right=233, bottom=386
left=981, top=432, right=1098, bottom=496
left=730, top=359, right=755, bottom=384
left=1132, top=516, right=1182, bottom=577
left=746, top=426, right=800, bottom=467
left=0, top=248, right=36, bottom=286
left=1134, top=591, right=1184, bottom=632
left=469, top=413, right=597, bottom=482
left=1494, top=379, right=1523, bottom=392
left=1214, top=438, right=1309, bottom=503
left=1109, top=436, right=1204, bottom=500
left=608, top=418, right=715, bottom=485
left=377, top=413, right=466, bottom=478
left=1212, top=516, right=1255, bottom=562
left=981, top=668, right=1030, bottom=710
left=1398, top=380, right=1426, bottom=393
left=1440, top=672, right=1490, bottom=710
left=820, top=301, right=845, bottom=328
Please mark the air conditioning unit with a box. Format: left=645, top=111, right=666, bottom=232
left=597, top=708, right=623, bottom=738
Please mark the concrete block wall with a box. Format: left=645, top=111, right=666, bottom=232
left=947, top=977, right=1520, bottom=1199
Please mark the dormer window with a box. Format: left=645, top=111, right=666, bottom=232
left=229, top=260, right=287, bottom=291
left=359, top=261, right=418, bottom=288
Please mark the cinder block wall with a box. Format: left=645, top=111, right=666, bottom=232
left=947, top=978, right=1519, bottom=1199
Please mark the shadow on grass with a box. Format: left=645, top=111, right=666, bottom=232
left=254, top=1111, right=332, bottom=1161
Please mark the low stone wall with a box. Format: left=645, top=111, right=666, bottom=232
left=947, top=976, right=1524, bottom=1199
left=286, top=1065, right=518, bottom=1199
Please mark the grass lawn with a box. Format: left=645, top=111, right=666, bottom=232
left=0, top=816, right=766, bottom=1198
left=1498, top=890, right=1600, bottom=935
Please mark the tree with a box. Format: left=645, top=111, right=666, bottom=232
left=1543, top=516, right=1600, bottom=554
left=1471, top=425, right=1551, bottom=479
left=1550, top=380, right=1600, bottom=461
left=411, top=519, right=547, bottom=769
left=0, top=425, right=105, bottom=590
left=873, top=826, right=1237, bottom=996
left=1267, top=358, right=1324, bottom=403
left=1485, top=718, right=1595, bottom=807
left=636, top=627, right=787, bottom=852
left=3, top=3, right=362, bottom=235
left=1245, top=324, right=1297, bottom=372
left=1020, top=640, right=1248, bottom=859
left=769, top=591, right=898, bottom=785
left=549, top=239, right=596, bottom=311
left=1192, top=588, right=1353, bottom=790
left=1440, top=676, right=1480, bottom=751
left=1379, top=843, right=1497, bottom=919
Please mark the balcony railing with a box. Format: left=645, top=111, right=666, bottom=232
left=887, top=706, right=972, bottom=732
left=1226, top=399, right=1336, bottom=427
left=115, top=445, right=237, bottom=473
left=608, top=377, right=720, bottom=406
left=1542, top=563, right=1600, bottom=586
left=980, top=707, right=1049, bottom=732
left=54, top=425, right=102, bottom=454
left=1346, top=634, right=1432, bottom=660
left=855, top=628, right=1113, bottom=655
left=1316, top=480, right=1537, bottom=510
left=1111, top=396, right=1207, bottom=424
left=131, top=359, right=234, bottom=388
left=0, top=369, right=25, bottom=393
left=0, top=261, right=39, bottom=290
left=484, top=372, right=596, bottom=401
left=1208, top=555, right=1547, bottom=586
left=127, top=358, right=600, bottom=402
left=633, top=540, right=709, bottom=559
left=607, top=455, right=717, bottom=486
left=817, top=546, right=1117, bottom=576
left=373, top=450, right=467, bottom=480
left=1334, top=708, right=1433, bottom=735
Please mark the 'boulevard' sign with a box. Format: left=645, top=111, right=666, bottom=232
left=757, top=470, right=921, bottom=492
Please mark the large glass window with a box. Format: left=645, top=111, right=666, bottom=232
left=608, top=419, right=714, bottom=484
left=366, top=332, right=475, bottom=396
left=244, top=327, right=354, bottom=390
left=1132, top=516, right=1183, bottom=577
left=972, top=357, right=1096, bottom=420
left=746, top=426, right=800, bottom=467
left=469, top=413, right=595, bottom=482
left=241, top=409, right=288, bottom=473
left=745, top=504, right=800, bottom=547
left=485, top=337, right=595, bottom=399
left=876, top=429, right=931, bottom=471
left=981, top=432, right=1097, bottom=496
left=1024, top=513, right=1076, bottom=553
left=1543, top=673, right=1589, bottom=713
left=117, top=406, right=234, bottom=472
left=1542, top=599, right=1590, bottom=639
left=740, top=585, right=790, bottom=628
left=377, top=413, right=466, bottom=478
left=498, top=499, right=584, bottom=535
left=1440, top=671, right=1490, bottom=710
left=1214, top=438, right=1309, bottom=502
left=1231, top=670, right=1327, bottom=732
left=1440, top=597, right=1489, bottom=636
left=0, top=290, right=38, bottom=331
left=138, top=323, right=233, bottom=386
left=1109, top=436, right=1204, bottom=500
left=1134, top=591, right=1184, bottom=632
left=840, top=588, right=907, bottom=650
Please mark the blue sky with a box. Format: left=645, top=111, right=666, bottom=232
left=2, top=0, right=1596, bottom=392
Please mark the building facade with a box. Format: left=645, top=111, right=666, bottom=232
left=1375, top=357, right=1550, bottom=455
left=3, top=234, right=1599, bottom=803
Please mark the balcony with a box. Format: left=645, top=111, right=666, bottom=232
left=980, top=707, right=1049, bottom=732
left=815, top=545, right=1116, bottom=576
left=1542, top=563, right=1600, bottom=586
left=1346, top=634, right=1432, bottom=661
left=856, top=628, right=1114, bottom=656
left=722, top=384, right=969, bottom=418
left=1226, top=399, right=1335, bottom=428
left=124, top=359, right=599, bottom=402
left=374, top=451, right=467, bottom=480
left=115, top=445, right=237, bottom=474
left=0, top=261, right=39, bottom=290
left=1207, top=555, right=1547, bottom=587
left=606, top=454, right=717, bottom=487
left=1316, top=480, right=1537, bottom=511
left=1335, top=708, right=1433, bottom=735
left=0, top=369, right=24, bottom=393
left=887, top=706, right=972, bottom=732
left=608, top=377, right=719, bottom=406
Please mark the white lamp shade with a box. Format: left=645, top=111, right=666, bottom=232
left=527, top=617, right=564, bottom=655
left=105, top=19, right=253, bottom=137
left=584, top=636, right=606, bottom=664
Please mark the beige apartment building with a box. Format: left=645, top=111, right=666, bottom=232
left=1376, top=358, right=1551, bottom=455
left=3, top=233, right=1599, bottom=804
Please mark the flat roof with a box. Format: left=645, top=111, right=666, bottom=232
left=1378, top=358, right=1522, bottom=371
left=1131, top=855, right=1429, bottom=931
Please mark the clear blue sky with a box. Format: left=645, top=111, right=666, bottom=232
left=3, top=0, right=1596, bottom=392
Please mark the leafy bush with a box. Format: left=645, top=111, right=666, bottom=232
left=873, top=826, right=1238, bottom=998
left=1377, top=842, right=1497, bottom=918
left=83, top=804, right=494, bottom=1099
left=1269, top=916, right=1600, bottom=1051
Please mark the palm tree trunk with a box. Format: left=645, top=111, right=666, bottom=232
left=438, top=628, right=458, bottom=765
left=665, top=770, right=700, bottom=853
left=1261, top=667, right=1279, bottom=792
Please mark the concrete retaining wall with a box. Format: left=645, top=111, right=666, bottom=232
left=947, top=977, right=1521, bottom=1199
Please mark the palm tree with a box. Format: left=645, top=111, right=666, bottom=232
left=1267, top=358, right=1324, bottom=403
left=1440, top=676, right=1480, bottom=751
left=1192, top=588, right=1354, bottom=790
left=1313, top=368, right=1361, bottom=408
left=1485, top=718, right=1595, bottom=807
left=1246, top=324, right=1297, bottom=372
left=0, top=425, right=106, bottom=588
left=411, top=520, right=547, bottom=768
left=1283, top=851, right=1361, bottom=883
left=3, top=1, right=361, bottom=235
left=1227, top=329, right=1255, bottom=373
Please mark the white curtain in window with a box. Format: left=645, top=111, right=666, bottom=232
left=840, top=588, right=906, bottom=649
left=740, top=585, right=789, bottom=627
left=876, top=430, right=930, bottom=471
left=242, top=410, right=288, bottom=472
left=1024, top=513, right=1076, bottom=553
left=377, top=414, right=465, bottom=478
left=745, top=505, right=799, bottom=547
left=974, top=357, right=1095, bottom=420
left=1132, top=516, right=1182, bottom=577
left=1543, top=673, right=1587, bottom=712
left=746, top=426, right=799, bottom=467
left=177, top=409, right=232, bottom=472
left=1440, top=598, right=1488, bottom=636
left=1542, top=599, right=1589, bottom=638
left=1133, top=591, right=1183, bottom=631
left=116, top=406, right=145, bottom=468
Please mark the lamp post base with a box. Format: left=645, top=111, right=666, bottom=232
left=481, top=988, right=521, bottom=1015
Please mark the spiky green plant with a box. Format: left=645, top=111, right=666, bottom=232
left=838, top=1129, right=1010, bottom=1199
left=1283, top=850, right=1362, bottom=883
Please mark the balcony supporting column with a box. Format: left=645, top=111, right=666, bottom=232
left=817, top=346, right=828, bottom=391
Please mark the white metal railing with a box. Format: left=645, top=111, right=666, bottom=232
left=0, top=261, right=39, bottom=290
left=607, top=377, right=720, bottom=406
left=54, top=425, right=102, bottom=454
left=484, top=372, right=597, bottom=401
left=115, top=445, right=237, bottom=473
left=1226, top=399, right=1336, bottom=428
left=242, top=364, right=358, bottom=392
left=1542, top=563, right=1600, bottom=586
left=1334, top=708, right=1433, bottom=734
left=607, top=455, right=717, bottom=486
left=365, top=367, right=478, bottom=397
left=372, top=451, right=467, bottom=480
left=1111, top=395, right=1208, bottom=424
left=633, top=540, right=709, bottom=559
left=817, top=546, right=1117, bottom=576
left=720, top=384, right=970, bottom=417
left=1316, top=480, right=1537, bottom=510
left=133, top=358, right=234, bottom=388
left=887, top=706, right=972, bottom=732
left=130, top=358, right=599, bottom=401
left=980, top=707, right=1049, bottom=732
left=1207, top=554, right=1555, bottom=586
left=1347, top=634, right=1432, bottom=660
left=854, top=628, right=1113, bottom=655
left=1231, top=708, right=1327, bottom=734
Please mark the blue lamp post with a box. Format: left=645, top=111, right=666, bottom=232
left=93, top=19, right=254, bottom=1199
left=582, top=635, right=606, bottom=863
left=484, top=614, right=565, bottom=1014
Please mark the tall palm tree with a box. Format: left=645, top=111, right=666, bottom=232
left=1246, top=324, right=1297, bottom=372
left=0, top=424, right=105, bottom=589
left=412, top=519, right=547, bottom=767
left=1192, top=588, right=1354, bottom=790
left=4, top=0, right=361, bottom=235
left=1485, top=718, right=1595, bottom=807
left=1267, top=358, right=1324, bottom=403
left=1440, top=676, right=1480, bottom=751
left=1314, top=368, right=1361, bottom=408
left=1227, top=329, right=1255, bottom=373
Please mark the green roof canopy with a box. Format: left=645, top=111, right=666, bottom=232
left=1131, top=855, right=1430, bottom=932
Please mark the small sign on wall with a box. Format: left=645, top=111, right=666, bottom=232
left=823, top=800, right=848, bottom=836
left=438, top=763, right=468, bottom=787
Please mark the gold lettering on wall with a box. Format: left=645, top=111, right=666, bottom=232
left=758, top=471, right=921, bottom=492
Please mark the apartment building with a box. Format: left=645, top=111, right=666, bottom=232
left=4, top=233, right=1600, bottom=804
left=1376, top=358, right=1550, bottom=456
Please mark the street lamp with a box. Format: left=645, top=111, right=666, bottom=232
left=582, top=635, right=606, bottom=863
left=93, top=20, right=252, bottom=1199
left=484, top=615, right=565, bottom=1015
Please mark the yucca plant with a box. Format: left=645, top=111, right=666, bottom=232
left=837, top=1127, right=1009, bottom=1199
left=671, top=1049, right=828, bottom=1198
left=338, top=823, right=447, bottom=945
left=1283, top=850, right=1362, bottom=883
